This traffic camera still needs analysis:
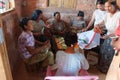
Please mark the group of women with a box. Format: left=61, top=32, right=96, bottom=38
left=18, top=0, right=120, bottom=77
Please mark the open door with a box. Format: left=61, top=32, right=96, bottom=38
left=0, top=16, right=13, bottom=80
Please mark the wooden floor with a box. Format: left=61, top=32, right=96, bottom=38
left=88, top=66, right=106, bottom=80
left=12, top=60, right=106, bottom=80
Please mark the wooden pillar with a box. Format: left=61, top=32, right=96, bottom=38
left=0, top=16, right=13, bottom=80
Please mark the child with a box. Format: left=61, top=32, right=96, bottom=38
left=55, top=31, right=89, bottom=76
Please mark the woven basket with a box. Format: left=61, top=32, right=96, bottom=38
left=87, top=51, right=98, bottom=65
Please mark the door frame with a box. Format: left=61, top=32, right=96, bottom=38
left=0, top=16, right=13, bottom=80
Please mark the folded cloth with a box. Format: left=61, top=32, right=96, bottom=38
left=77, top=30, right=100, bottom=49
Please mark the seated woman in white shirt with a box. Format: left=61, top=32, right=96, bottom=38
left=55, top=31, right=89, bottom=76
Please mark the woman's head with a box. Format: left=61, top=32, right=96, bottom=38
left=65, top=31, right=78, bottom=47
left=38, top=34, right=48, bottom=42
left=96, top=1, right=104, bottom=10
left=54, top=12, right=61, bottom=21
left=105, top=1, right=118, bottom=13
left=77, top=11, right=84, bottom=20
left=19, top=17, right=33, bottom=31
left=31, top=10, right=43, bottom=21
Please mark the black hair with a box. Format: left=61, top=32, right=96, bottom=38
left=54, top=12, right=60, bottom=17
left=31, top=10, right=43, bottom=21
left=64, top=31, right=78, bottom=47
left=19, top=17, right=30, bottom=30
left=37, top=34, right=48, bottom=42
left=110, top=1, right=119, bottom=9
left=105, top=1, right=119, bottom=10
left=77, top=11, right=84, bottom=17
left=96, top=0, right=104, bottom=5
left=110, top=1, right=116, bottom=5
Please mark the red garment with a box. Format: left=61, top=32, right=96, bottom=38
left=115, top=19, right=120, bottom=36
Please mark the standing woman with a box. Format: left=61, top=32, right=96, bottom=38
left=95, top=1, right=120, bottom=73
left=77, top=1, right=106, bottom=50
left=83, top=1, right=106, bottom=31
left=106, top=20, right=120, bottom=80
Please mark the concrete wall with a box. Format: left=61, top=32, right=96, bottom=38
left=1, top=0, right=22, bottom=71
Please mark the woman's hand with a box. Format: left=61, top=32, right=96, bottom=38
left=44, top=40, right=51, bottom=48
left=111, top=37, right=120, bottom=49
left=46, top=24, right=52, bottom=28
left=94, top=26, right=104, bottom=34
left=82, top=27, right=88, bottom=32
left=71, top=26, right=78, bottom=30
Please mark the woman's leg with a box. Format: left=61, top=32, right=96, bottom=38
left=27, top=53, right=48, bottom=64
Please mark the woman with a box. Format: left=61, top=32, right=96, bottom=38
left=55, top=31, right=89, bottom=76
left=18, top=17, right=55, bottom=69
left=71, top=11, right=86, bottom=33
left=47, top=12, right=70, bottom=37
left=77, top=1, right=106, bottom=49
left=31, top=10, right=47, bottom=39
left=82, top=1, right=106, bottom=31
left=47, top=12, right=70, bottom=53
left=106, top=20, right=120, bottom=80
left=95, top=1, right=120, bottom=73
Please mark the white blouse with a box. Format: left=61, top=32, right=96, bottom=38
left=55, top=51, right=89, bottom=76
left=93, top=9, right=106, bottom=25
left=104, top=11, right=120, bottom=35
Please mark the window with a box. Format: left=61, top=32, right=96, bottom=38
left=0, top=0, right=15, bottom=13
left=49, top=0, right=77, bottom=9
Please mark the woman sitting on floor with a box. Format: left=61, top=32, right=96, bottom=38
left=55, top=31, right=89, bottom=76
left=71, top=11, right=86, bottom=33
left=18, top=17, right=55, bottom=69
left=47, top=12, right=70, bottom=37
